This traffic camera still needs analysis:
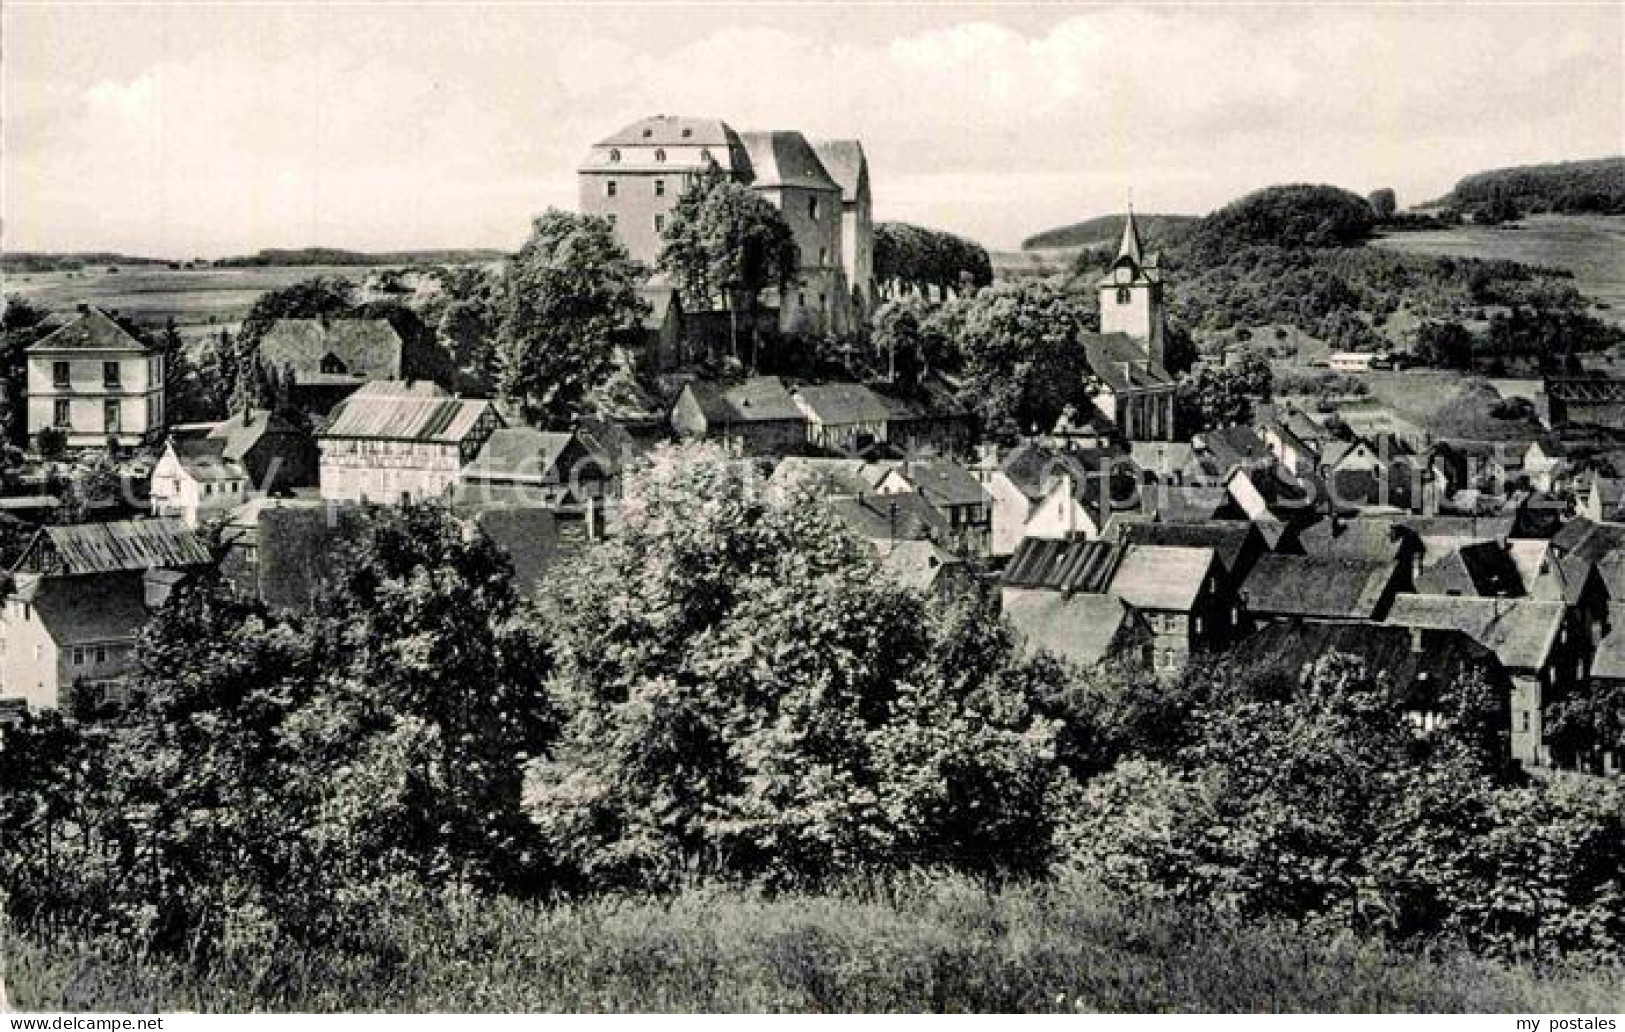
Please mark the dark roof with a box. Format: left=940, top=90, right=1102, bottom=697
left=1115, top=520, right=1256, bottom=577
left=887, top=459, right=988, bottom=510
left=1082, top=333, right=1171, bottom=391
left=998, top=443, right=1115, bottom=502
left=1198, top=426, right=1271, bottom=472
left=597, top=115, right=736, bottom=148
left=26, top=307, right=153, bottom=354
left=1416, top=540, right=1525, bottom=598
left=206, top=408, right=302, bottom=461
left=794, top=383, right=894, bottom=425
left=462, top=428, right=578, bottom=483
left=1296, top=517, right=1418, bottom=561
left=1592, top=605, right=1625, bottom=682
left=1385, top=594, right=1567, bottom=672
left=14, top=518, right=212, bottom=577
left=1552, top=517, right=1625, bottom=566
left=1003, top=538, right=1128, bottom=593
left=808, top=139, right=868, bottom=203
left=22, top=572, right=150, bottom=644
left=1229, top=621, right=1506, bottom=709
left=320, top=394, right=497, bottom=443
left=825, top=491, right=946, bottom=543
left=167, top=438, right=247, bottom=483
left=736, top=130, right=840, bottom=192
left=259, top=319, right=403, bottom=381
left=683, top=376, right=805, bottom=427
left=1242, top=555, right=1397, bottom=620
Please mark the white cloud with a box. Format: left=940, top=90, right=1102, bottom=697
left=2, top=4, right=1618, bottom=254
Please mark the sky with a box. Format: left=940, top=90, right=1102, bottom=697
left=3, top=1, right=1621, bottom=257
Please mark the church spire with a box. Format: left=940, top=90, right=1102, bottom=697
left=1116, top=206, right=1144, bottom=267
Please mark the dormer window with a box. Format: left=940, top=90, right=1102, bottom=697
left=681, top=128, right=693, bottom=138
left=320, top=352, right=348, bottom=375
left=608, top=149, right=622, bottom=163
left=642, top=128, right=653, bottom=139
left=654, top=149, right=667, bottom=163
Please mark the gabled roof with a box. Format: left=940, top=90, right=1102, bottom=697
left=1198, top=426, right=1271, bottom=473
left=683, top=376, right=805, bottom=426
left=1552, top=516, right=1625, bottom=566
left=1415, top=540, right=1525, bottom=598
left=808, top=139, right=869, bottom=204
left=1128, top=442, right=1200, bottom=479
left=771, top=456, right=896, bottom=497
left=13, top=518, right=212, bottom=577
left=17, top=572, right=151, bottom=645
left=736, top=130, right=840, bottom=192
left=1002, top=589, right=1139, bottom=670
left=206, top=408, right=303, bottom=461
left=1003, top=538, right=1128, bottom=594
left=825, top=491, right=947, bottom=543
left=1115, top=520, right=1257, bottom=577
left=1592, top=605, right=1625, bottom=683
left=27, top=307, right=153, bottom=354
left=885, top=459, right=988, bottom=510
left=1385, top=594, right=1567, bottom=673
left=1296, top=517, right=1418, bottom=562
left=1083, top=333, right=1172, bottom=391
left=319, top=394, right=498, bottom=443
left=793, top=383, right=894, bottom=425
left=1242, top=555, right=1397, bottom=620
left=167, top=438, right=247, bottom=483
left=997, top=443, right=1116, bottom=502
left=462, top=428, right=579, bottom=483
left=875, top=538, right=960, bottom=594
left=1109, top=545, right=1216, bottom=613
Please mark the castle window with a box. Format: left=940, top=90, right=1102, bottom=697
left=654, top=149, right=667, bottom=163
left=104, top=399, right=121, bottom=432
left=643, top=128, right=653, bottom=139
left=655, top=179, right=665, bottom=197
left=681, top=128, right=693, bottom=138
left=818, top=246, right=827, bottom=264
left=606, top=180, right=618, bottom=198
left=654, top=214, right=665, bottom=233
left=608, top=149, right=621, bottom=163
left=1116, top=287, right=1132, bottom=304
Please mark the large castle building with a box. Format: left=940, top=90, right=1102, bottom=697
left=578, top=115, right=873, bottom=336
left=1083, top=211, right=1177, bottom=441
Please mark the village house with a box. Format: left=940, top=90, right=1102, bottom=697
left=200, top=404, right=319, bottom=492
left=793, top=383, right=896, bottom=453
left=1385, top=594, right=1579, bottom=771
left=456, top=426, right=612, bottom=508
left=1000, top=589, right=1152, bottom=671
left=1578, top=475, right=1625, bottom=523
left=149, top=437, right=251, bottom=528
left=1544, top=375, right=1625, bottom=432
left=1258, top=415, right=1321, bottom=476
left=1584, top=605, right=1625, bottom=775
left=1239, top=554, right=1406, bottom=628
left=873, top=538, right=971, bottom=601
left=875, top=458, right=992, bottom=556
left=0, top=518, right=211, bottom=712
left=258, top=318, right=406, bottom=414
left=631, top=284, right=683, bottom=373
left=26, top=306, right=165, bottom=450
left=670, top=376, right=808, bottom=456
left=1001, top=538, right=1222, bottom=675
left=317, top=390, right=503, bottom=504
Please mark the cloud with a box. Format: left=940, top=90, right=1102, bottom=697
left=3, top=4, right=1619, bottom=254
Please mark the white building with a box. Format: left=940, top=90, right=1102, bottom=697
left=26, top=307, right=164, bottom=449
left=317, top=388, right=503, bottom=504
left=150, top=438, right=251, bottom=528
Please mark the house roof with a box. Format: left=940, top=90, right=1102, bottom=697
left=886, top=459, right=988, bottom=510
left=1129, top=441, right=1199, bottom=478
left=19, top=572, right=150, bottom=645
left=26, top=307, right=153, bottom=354
left=808, top=139, right=868, bottom=204
left=1003, top=538, right=1128, bottom=594
left=794, top=383, right=894, bottom=425
left=998, top=443, right=1115, bottom=502
left=1082, top=333, right=1172, bottom=391
left=259, top=319, right=403, bottom=380
left=206, top=407, right=302, bottom=461
left=1002, top=588, right=1138, bottom=669
left=1115, top=520, right=1256, bottom=577
left=14, top=518, right=211, bottom=577
left=1415, top=540, right=1525, bottom=598
left=319, top=394, right=497, bottom=443
left=462, top=428, right=578, bottom=483
left=875, top=538, right=960, bottom=594
left=684, top=376, right=805, bottom=426
left=1552, top=517, right=1625, bottom=566
left=1228, top=621, right=1506, bottom=709
left=167, top=438, right=247, bottom=483
left=1198, top=426, right=1271, bottom=472
left=1109, top=545, right=1216, bottom=613
left=1592, top=606, right=1625, bottom=682
left=825, top=491, right=947, bottom=543
left=736, top=130, right=840, bottom=192
left=1242, top=555, right=1397, bottom=620
left=345, top=379, right=450, bottom=400
left=1385, top=594, right=1567, bottom=673
left=1296, top=516, right=1418, bottom=562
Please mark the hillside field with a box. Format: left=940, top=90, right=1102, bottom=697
left=11, top=875, right=1621, bottom=1013
left=1370, top=214, right=1625, bottom=326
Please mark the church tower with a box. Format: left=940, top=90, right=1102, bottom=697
left=1097, top=209, right=1166, bottom=372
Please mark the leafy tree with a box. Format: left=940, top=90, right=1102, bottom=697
left=949, top=281, right=1094, bottom=435
left=874, top=222, right=993, bottom=299
left=1, top=296, right=52, bottom=449
left=1368, top=188, right=1398, bottom=219
left=1175, top=352, right=1273, bottom=434
left=499, top=209, right=647, bottom=426
left=1413, top=320, right=1475, bottom=370
left=232, top=277, right=356, bottom=409
left=657, top=174, right=798, bottom=368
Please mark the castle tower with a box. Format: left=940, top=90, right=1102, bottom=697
left=1097, top=209, right=1166, bottom=372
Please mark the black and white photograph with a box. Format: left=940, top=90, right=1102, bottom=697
left=1, top=0, right=1623, bottom=1019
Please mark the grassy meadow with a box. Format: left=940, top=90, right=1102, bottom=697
left=9, top=875, right=1622, bottom=1013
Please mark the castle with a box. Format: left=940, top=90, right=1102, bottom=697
left=578, top=116, right=873, bottom=337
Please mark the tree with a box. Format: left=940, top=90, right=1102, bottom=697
left=1175, top=352, right=1273, bottom=434
left=232, top=277, right=356, bottom=410
left=499, top=209, right=648, bottom=427
left=1, top=296, right=52, bottom=449
left=1413, top=320, right=1475, bottom=370
left=1368, top=188, right=1398, bottom=219
left=949, top=281, right=1094, bottom=435
left=657, top=175, right=798, bottom=368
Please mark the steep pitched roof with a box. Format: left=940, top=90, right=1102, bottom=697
left=1416, top=540, right=1525, bottom=598
left=1115, top=520, right=1257, bottom=577
left=1592, top=606, right=1625, bottom=683
left=1385, top=594, right=1567, bottom=673
left=887, top=459, right=988, bottom=510
left=27, top=307, right=153, bottom=354
left=1296, top=517, right=1418, bottom=562
left=1083, top=333, right=1172, bottom=391
left=718, top=376, right=805, bottom=423
left=1109, top=545, right=1216, bottom=612
left=1242, top=555, right=1397, bottom=620
left=14, top=518, right=212, bottom=577
left=259, top=319, right=403, bottom=382
left=1116, top=208, right=1145, bottom=267
left=1003, top=538, right=1128, bottom=594
left=875, top=538, right=960, bottom=594
left=825, top=491, right=947, bottom=543
left=319, top=394, right=497, bottom=443
left=462, top=428, right=579, bottom=483
left=736, top=130, right=840, bottom=192
left=206, top=408, right=302, bottom=462
left=168, top=438, right=247, bottom=483
left=808, top=139, right=868, bottom=203
left=19, top=572, right=150, bottom=644
left=1002, top=589, right=1138, bottom=669
left=793, top=383, right=894, bottom=425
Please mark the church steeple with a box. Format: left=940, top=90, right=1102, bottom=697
left=1116, top=207, right=1144, bottom=268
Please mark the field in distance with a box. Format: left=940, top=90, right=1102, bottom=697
left=1370, top=213, right=1625, bottom=327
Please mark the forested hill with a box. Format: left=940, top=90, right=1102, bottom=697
left=1437, top=157, right=1625, bottom=215
left=1021, top=213, right=1197, bottom=251
left=1, top=252, right=171, bottom=273
left=215, top=247, right=509, bottom=267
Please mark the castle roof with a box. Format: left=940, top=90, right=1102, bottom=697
left=596, top=115, right=737, bottom=148
left=808, top=139, right=869, bottom=204
left=736, top=130, right=840, bottom=193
